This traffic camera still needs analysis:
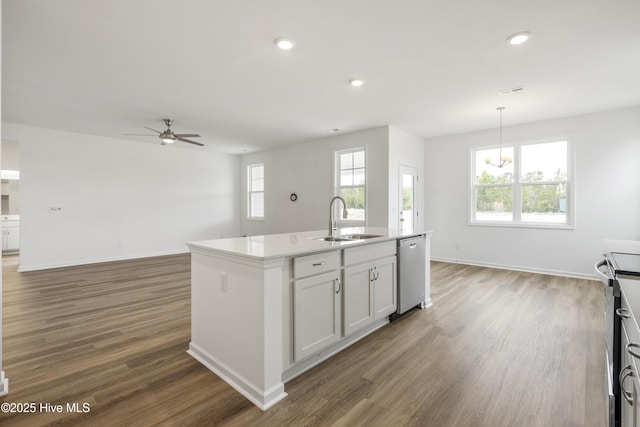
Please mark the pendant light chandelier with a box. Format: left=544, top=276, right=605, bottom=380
left=485, top=106, right=512, bottom=168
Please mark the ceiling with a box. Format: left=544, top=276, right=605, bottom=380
left=3, top=0, right=640, bottom=154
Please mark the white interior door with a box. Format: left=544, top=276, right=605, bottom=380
left=399, top=165, right=418, bottom=233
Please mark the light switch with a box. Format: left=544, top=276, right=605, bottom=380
left=220, top=272, right=228, bottom=292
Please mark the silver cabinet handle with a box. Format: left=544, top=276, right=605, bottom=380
left=628, top=342, right=640, bottom=359
left=312, top=262, right=325, bottom=267
left=335, top=277, right=342, bottom=294
left=370, top=266, right=380, bottom=282
left=617, top=308, right=631, bottom=319
left=409, top=243, right=417, bottom=248
left=620, top=364, right=634, bottom=405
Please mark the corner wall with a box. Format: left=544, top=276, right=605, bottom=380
left=2, top=123, right=241, bottom=271
left=424, top=106, right=640, bottom=278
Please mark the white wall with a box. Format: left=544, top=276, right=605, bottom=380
left=424, top=106, right=640, bottom=278
left=2, top=123, right=241, bottom=271
left=1, top=140, right=19, bottom=169
left=388, top=126, right=425, bottom=231
left=240, top=127, right=390, bottom=236
left=0, top=1, right=8, bottom=397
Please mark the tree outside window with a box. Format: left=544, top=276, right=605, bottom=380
left=471, top=140, right=570, bottom=227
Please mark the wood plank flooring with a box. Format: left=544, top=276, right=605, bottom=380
left=1, top=254, right=605, bottom=426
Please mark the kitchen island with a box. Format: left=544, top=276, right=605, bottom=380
left=186, top=227, right=432, bottom=410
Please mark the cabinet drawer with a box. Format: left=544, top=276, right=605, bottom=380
left=293, top=251, right=341, bottom=279
left=344, top=240, right=396, bottom=266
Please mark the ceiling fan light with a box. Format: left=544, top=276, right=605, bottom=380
left=162, top=137, right=175, bottom=143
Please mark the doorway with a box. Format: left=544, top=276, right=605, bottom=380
left=399, top=165, right=418, bottom=233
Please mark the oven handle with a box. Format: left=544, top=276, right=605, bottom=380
left=620, top=364, right=634, bottom=405
left=595, top=258, right=615, bottom=284
left=617, top=308, right=631, bottom=319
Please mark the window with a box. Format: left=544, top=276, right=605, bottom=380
left=248, top=163, right=264, bottom=219
left=336, top=148, right=366, bottom=223
left=471, top=140, right=571, bottom=228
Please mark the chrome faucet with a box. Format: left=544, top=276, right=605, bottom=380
left=329, top=196, right=348, bottom=237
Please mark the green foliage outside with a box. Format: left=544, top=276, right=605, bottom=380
left=402, top=187, right=412, bottom=210
left=341, top=187, right=365, bottom=209
left=477, top=169, right=567, bottom=214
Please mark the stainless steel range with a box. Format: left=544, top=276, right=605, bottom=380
left=595, top=251, right=640, bottom=427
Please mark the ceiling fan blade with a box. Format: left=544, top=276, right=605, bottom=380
left=177, top=137, right=204, bottom=146
left=144, top=127, right=162, bottom=134
left=175, top=133, right=201, bottom=138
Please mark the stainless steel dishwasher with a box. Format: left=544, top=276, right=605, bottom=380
left=391, top=234, right=426, bottom=321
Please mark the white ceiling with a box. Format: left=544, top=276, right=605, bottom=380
left=3, top=0, right=640, bottom=154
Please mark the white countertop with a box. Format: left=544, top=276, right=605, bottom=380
left=187, top=227, right=432, bottom=260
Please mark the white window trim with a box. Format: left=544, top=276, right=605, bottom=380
left=247, top=163, right=264, bottom=221
left=335, top=147, right=367, bottom=226
left=468, top=137, right=574, bottom=230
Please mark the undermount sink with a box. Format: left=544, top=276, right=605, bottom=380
left=314, top=236, right=354, bottom=242
left=341, top=233, right=383, bottom=240
left=313, top=233, right=383, bottom=242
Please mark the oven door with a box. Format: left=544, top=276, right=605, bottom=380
left=596, top=258, right=620, bottom=427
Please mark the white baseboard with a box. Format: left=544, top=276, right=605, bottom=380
left=17, top=249, right=190, bottom=272
left=431, top=256, right=597, bottom=281
left=187, top=343, right=287, bottom=411
left=0, top=370, right=8, bottom=396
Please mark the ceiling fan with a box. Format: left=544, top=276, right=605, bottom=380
left=126, top=119, right=204, bottom=146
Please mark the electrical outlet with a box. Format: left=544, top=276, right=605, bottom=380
left=220, top=272, right=228, bottom=292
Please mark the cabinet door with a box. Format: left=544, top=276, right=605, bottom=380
left=293, top=270, right=342, bottom=361
left=343, top=263, right=374, bottom=336
left=5, top=227, right=20, bottom=251
left=373, top=256, right=397, bottom=319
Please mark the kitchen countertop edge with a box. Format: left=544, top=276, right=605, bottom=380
left=187, top=227, right=433, bottom=261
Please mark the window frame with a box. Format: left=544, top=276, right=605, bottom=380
left=335, top=147, right=367, bottom=226
left=247, top=163, right=265, bottom=221
left=469, top=138, right=574, bottom=229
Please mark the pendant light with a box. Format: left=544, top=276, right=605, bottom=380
left=485, top=106, right=512, bottom=168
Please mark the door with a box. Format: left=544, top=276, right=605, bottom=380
left=373, top=256, right=397, bottom=319
left=399, top=165, right=418, bottom=234
left=293, top=271, right=342, bottom=361
left=343, top=263, right=375, bottom=336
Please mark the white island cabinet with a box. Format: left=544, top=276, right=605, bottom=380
left=186, top=227, right=432, bottom=410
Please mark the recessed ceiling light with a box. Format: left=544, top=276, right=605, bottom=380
left=506, top=31, right=532, bottom=45
left=349, top=78, right=364, bottom=87
left=274, top=37, right=295, bottom=50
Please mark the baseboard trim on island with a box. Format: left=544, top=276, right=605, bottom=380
left=187, top=343, right=287, bottom=411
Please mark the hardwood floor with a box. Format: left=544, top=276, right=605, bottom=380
left=1, top=254, right=605, bottom=426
